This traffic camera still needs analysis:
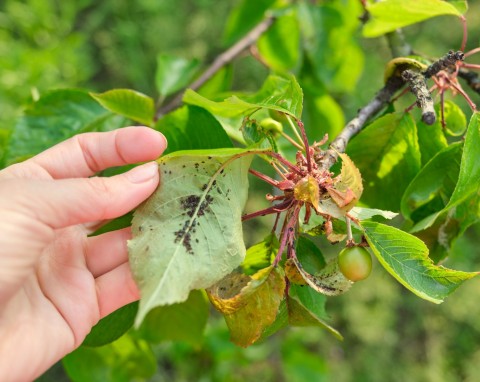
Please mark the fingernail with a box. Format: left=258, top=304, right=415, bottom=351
left=127, top=162, right=158, bottom=183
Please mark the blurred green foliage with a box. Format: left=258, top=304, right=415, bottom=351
left=2, top=0, right=480, bottom=381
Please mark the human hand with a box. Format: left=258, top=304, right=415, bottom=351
left=0, top=126, right=167, bottom=381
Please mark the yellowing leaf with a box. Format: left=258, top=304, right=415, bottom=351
left=290, top=257, right=352, bottom=296
left=294, top=175, right=320, bottom=210
left=331, top=152, right=363, bottom=211
left=207, top=266, right=286, bottom=347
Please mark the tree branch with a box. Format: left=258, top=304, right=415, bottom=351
left=458, top=68, right=480, bottom=95
left=320, top=76, right=404, bottom=170
left=320, top=50, right=467, bottom=170
left=402, top=69, right=435, bottom=125
left=155, top=15, right=276, bottom=120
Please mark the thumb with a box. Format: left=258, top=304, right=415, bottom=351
left=15, top=161, right=160, bottom=229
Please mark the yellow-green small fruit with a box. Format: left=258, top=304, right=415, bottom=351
left=338, top=246, right=372, bottom=282
left=260, top=117, right=283, bottom=135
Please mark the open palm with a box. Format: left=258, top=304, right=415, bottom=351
left=0, top=126, right=166, bottom=381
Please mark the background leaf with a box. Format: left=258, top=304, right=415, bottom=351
left=288, top=284, right=342, bottom=340
left=128, top=148, right=258, bottom=325
left=363, top=0, right=462, bottom=38
left=155, top=54, right=200, bottom=98
left=242, top=233, right=278, bottom=275
left=134, top=290, right=209, bottom=346
left=401, top=142, right=462, bottom=223
left=362, top=221, right=477, bottom=303
left=63, top=334, right=156, bottom=382
left=257, top=9, right=300, bottom=72
left=90, top=89, right=155, bottom=126
left=4, top=89, right=126, bottom=165
left=347, top=112, right=421, bottom=211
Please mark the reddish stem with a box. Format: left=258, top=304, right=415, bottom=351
left=249, top=169, right=279, bottom=187
left=447, top=78, right=477, bottom=111
left=461, top=63, right=480, bottom=70
left=266, top=152, right=303, bottom=175
left=464, top=47, right=480, bottom=58
left=242, top=199, right=294, bottom=221
left=273, top=205, right=300, bottom=265
left=297, top=121, right=312, bottom=172
left=460, top=16, right=468, bottom=52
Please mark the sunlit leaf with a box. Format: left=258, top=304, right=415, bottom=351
left=128, top=148, right=264, bottom=326
left=183, top=74, right=303, bottom=119
left=362, top=221, right=478, bottom=303
left=363, top=0, right=462, bottom=38
left=257, top=10, right=300, bottom=72
left=242, top=233, right=278, bottom=275
left=91, top=89, right=155, bottom=126
left=349, top=207, right=398, bottom=221
left=155, top=54, right=200, bottom=98
left=207, top=266, right=285, bottom=347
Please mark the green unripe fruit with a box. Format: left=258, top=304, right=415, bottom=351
left=260, top=117, right=283, bottom=135
left=338, top=246, right=372, bottom=282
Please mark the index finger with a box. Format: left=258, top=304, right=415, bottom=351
left=27, top=126, right=167, bottom=179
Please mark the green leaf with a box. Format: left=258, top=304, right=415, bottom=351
left=349, top=207, right=398, bottom=221
left=417, top=113, right=448, bottom=166
left=363, top=0, right=462, bottom=38
left=295, top=236, right=326, bottom=273
left=155, top=54, right=200, bottom=98
left=82, top=302, right=138, bottom=347
left=401, top=142, right=463, bottom=223
left=207, top=266, right=286, bottom=347
left=134, top=290, right=209, bottom=346
left=362, top=221, right=477, bottom=303
left=128, top=148, right=264, bottom=326
left=300, top=75, right=345, bottom=142
left=242, top=233, right=279, bottom=275
left=411, top=113, right=480, bottom=232
left=223, top=0, right=276, bottom=46
left=183, top=74, right=303, bottom=119
left=287, top=284, right=343, bottom=340
left=446, top=0, right=468, bottom=14
left=347, top=112, right=421, bottom=211
left=90, top=89, right=155, bottom=126
left=298, top=1, right=364, bottom=93
left=257, top=10, right=300, bottom=72
left=441, top=100, right=467, bottom=136
left=5, top=89, right=126, bottom=165
left=63, top=334, right=156, bottom=382
left=155, top=105, right=233, bottom=154
left=443, top=112, right=480, bottom=210
left=197, top=66, right=233, bottom=97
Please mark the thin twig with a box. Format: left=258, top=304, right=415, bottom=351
left=320, top=76, right=404, bottom=170
left=155, top=15, right=276, bottom=120
left=458, top=68, right=480, bottom=95
left=402, top=69, right=436, bottom=124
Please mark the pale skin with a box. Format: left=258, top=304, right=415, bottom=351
left=0, top=126, right=167, bottom=381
